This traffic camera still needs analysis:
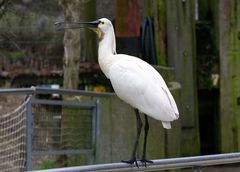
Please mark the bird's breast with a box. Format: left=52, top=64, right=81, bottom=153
left=98, top=54, right=117, bottom=79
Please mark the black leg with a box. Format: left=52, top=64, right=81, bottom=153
left=122, top=109, right=142, bottom=167
left=140, top=115, right=153, bottom=166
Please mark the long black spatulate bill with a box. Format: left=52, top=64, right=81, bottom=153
left=55, top=20, right=99, bottom=30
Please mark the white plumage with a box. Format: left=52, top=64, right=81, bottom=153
left=97, top=18, right=179, bottom=129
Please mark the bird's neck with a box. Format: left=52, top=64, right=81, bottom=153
left=98, top=28, right=116, bottom=57
left=98, top=28, right=117, bottom=78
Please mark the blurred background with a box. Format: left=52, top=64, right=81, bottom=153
left=0, top=0, right=240, bottom=171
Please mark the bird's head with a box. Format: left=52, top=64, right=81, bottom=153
left=95, top=18, right=113, bottom=40
left=55, top=18, right=113, bottom=41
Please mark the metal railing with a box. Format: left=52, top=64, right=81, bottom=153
left=29, top=152, right=240, bottom=172
left=0, top=87, right=113, bottom=97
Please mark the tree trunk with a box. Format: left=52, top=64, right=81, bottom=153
left=58, top=0, right=96, bottom=166
left=59, top=0, right=82, bottom=89
left=59, top=0, right=96, bottom=89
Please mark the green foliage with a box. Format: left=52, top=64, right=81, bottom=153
left=38, top=160, right=55, bottom=170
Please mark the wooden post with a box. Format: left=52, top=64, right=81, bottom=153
left=167, top=0, right=200, bottom=156
left=219, top=0, right=240, bottom=153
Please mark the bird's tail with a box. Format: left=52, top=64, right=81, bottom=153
left=162, top=121, right=171, bottom=129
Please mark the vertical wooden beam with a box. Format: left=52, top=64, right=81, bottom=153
left=167, top=0, right=200, bottom=156
left=110, top=96, right=136, bottom=162
left=166, top=88, right=181, bottom=157
left=219, top=0, right=240, bottom=153
left=219, top=0, right=233, bottom=153
left=143, top=0, right=167, bottom=65
left=232, top=0, right=240, bottom=152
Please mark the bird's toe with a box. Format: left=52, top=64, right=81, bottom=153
left=122, top=158, right=139, bottom=168
left=140, top=158, right=153, bottom=167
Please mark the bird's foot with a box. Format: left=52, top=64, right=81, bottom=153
left=122, top=157, right=139, bottom=168
left=139, top=158, right=153, bottom=167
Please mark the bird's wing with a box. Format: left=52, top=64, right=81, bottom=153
left=161, top=86, right=179, bottom=118
left=133, top=56, right=179, bottom=118
left=109, top=56, right=147, bottom=99
left=109, top=55, right=179, bottom=119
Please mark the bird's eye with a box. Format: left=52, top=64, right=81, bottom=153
left=100, top=21, right=104, bottom=25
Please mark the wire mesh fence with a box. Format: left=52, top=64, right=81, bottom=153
left=32, top=105, right=93, bottom=151
left=0, top=97, right=30, bottom=172
left=28, top=98, right=98, bottom=170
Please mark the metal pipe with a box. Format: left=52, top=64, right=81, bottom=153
left=0, top=87, right=113, bottom=97
left=0, top=88, right=34, bottom=95
left=35, top=87, right=113, bottom=96
left=29, top=152, right=240, bottom=172
left=0, top=86, right=179, bottom=96
left=26, top=97, right=33, bottom=171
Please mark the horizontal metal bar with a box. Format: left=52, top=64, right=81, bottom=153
left=0, top=88, right=34, bottom=95
left=31, top=98, right=95, bottom=108
left=29, top=152, right=240, bottom=172
left=32, top=149, right=93, bottom=156
left=35, top=87, right=113, bottom=97
left=0, top=87, right=113, bottom=97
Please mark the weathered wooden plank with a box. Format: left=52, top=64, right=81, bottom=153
left=110, top=96, right=136, bottom=162
left=233, top=0, right=240, bottom=152
left=166, top=0, right=179, bottom=69
left=219, top=0, right=233, bottom=153
left=219, top=0, right=240, bottom=153
left=166, top=88, right=181, bottom=158
left=146, top=114, right=166, bottom=160
left=154, top=64, right=181, bottom=165
left=167, top=0, right=200, bottom=156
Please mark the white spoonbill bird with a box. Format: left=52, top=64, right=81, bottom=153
left=56, top=18, right=179, bottom=167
